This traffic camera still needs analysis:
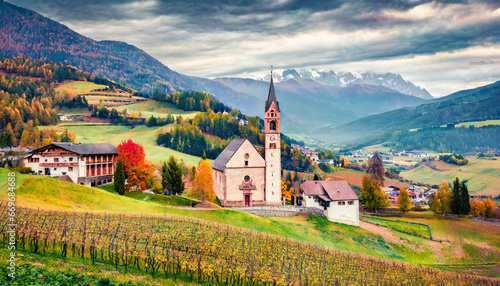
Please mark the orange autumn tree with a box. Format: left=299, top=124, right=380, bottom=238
left=117, top=139, right=153, bottom=191
left=192, top=158, right=216, bottom=202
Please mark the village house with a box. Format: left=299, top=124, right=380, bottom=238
left=300, top=180, right=359, bottom=226
left=212, top=75, right=281, bottom=206
left=304, top=151, right=319, bottom=162
left=24, top=142, right=118, bottom=187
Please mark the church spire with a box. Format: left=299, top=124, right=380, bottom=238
left=265, top=70, right=280, bottom=112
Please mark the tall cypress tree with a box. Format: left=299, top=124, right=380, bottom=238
left=460, top=181, right=471, bottom=215
left=161, top=161, right=168, bottom=193
left=114, top=158, right=126, bottom=195
left=451, top=177, right=461, bottom=215
left=166, top=155, right=185, bottom=195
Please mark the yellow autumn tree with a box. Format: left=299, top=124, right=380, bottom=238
left=430, top=182, right=452, bottom=214
left=398, top=188, right=412, bottom=213
left=281, top=180, right=293, bottom=204
left=192, top=159, right=216, bottom=203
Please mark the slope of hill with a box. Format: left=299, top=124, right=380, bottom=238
left=400, top=157, right=500, bottom=197
left=319, top=81, right=500, bottom=144
left=255, top=68, right=433, bottom=99
left=215, top=77, right=425, bottom=137
left=2, top=168, right=500, bottom=279
left=1, top=2, right=435, bottom=141
left=0, top=2, right=260, bottom=114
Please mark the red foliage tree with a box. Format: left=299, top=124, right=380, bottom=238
left=117, top=139, right=153, bottom=191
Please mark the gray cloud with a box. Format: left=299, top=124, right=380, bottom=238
left=7, top=0, right=500, bottom=95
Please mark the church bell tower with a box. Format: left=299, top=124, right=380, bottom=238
left=264, top=72, right=281, bottom=205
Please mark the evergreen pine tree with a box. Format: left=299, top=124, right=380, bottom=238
left=460, top=181, right=471, bottom=215
left=161, top=161, right=168, bottom=193
left=166, top=155, right=184, bottom=195
left=114, top=158, right=126, bottom=195
left=451, top=177, right=461, bottom=215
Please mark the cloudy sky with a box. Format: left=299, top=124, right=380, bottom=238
left=9, top=0, right=500, bottom=96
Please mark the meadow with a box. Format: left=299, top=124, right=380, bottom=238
left=56, top=81, right=108, bottom=93
left=114, top=100, right=199, bottom=119
left=40, top=123, right=206, bottom=165
left=401, top=157, right=500, bottom=196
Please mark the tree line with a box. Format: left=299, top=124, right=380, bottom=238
left=152, top=90, right=231, bottom=114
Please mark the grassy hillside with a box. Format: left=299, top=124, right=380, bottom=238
left=2, top=168, right=500, bottom=278
left=56, top=81, right=108, bottom=93
left=40, top=123, right=207, bottom=165
left=99, top=183, right=194, bottom=206
left=114, top=100, right=198, bottom=119
left=401, top=157, right=500, bottom=196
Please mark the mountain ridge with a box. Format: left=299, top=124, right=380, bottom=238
left=215, top=77, right=425, bottom=138
left=317, top=80, right=500, bottom=145
left=0, top=2, right=263, bottom=115
left=254, top=68, right=433, bottom=100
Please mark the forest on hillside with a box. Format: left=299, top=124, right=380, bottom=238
left=0, top=56, right=138, bottom=147
left=347, top=125, right=500, bottom=154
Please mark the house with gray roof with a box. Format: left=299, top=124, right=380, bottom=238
left=24, top=142, right=118, bottom=187
left=301, top=180, right=359, bottom=225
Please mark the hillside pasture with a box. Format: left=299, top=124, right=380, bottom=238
left=114, top=100, right=199, bottom=119
left=40, top=123, right=207, bottom=165
left=456, top=120, right=500, bottom=128
left=56, top=80, right=108, bottom=93
left=401, top=158, right=500, bottom=196
left=56, top=80, right=146, bottom=107
left=326, top=170, right=409, bottom=189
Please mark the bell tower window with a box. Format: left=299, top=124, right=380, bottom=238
left=269, top=120, right=276, bottom=131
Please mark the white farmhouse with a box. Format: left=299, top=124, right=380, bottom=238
left=24, top=142, right=118, bottom=187
left=301, top=180, right=359, bottom=226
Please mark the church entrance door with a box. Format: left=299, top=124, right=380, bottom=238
left=244, top=194, right=251, bottom=206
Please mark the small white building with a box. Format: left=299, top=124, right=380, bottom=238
left=24, top=142, right=118, bottom=187
left=301, top=180, right=359, bottom=226
left=58, top=114, right=72, bottom=121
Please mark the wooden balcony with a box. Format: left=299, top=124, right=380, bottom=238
left=39, top=162, right=79, bottom=167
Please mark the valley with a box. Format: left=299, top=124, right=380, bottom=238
left=0, top=1, right=499, bottom=285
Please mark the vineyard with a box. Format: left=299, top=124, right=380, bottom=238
left=1, top=203, right=498, bottom=286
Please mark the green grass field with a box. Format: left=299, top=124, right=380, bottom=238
left=456, top=120, right=500, bottom=128
left=56, top=81, right=108, bottom=93
left=114, top=100, right=199, bottom=119
left=363, top=216, right=431, bottom=238
left=99, top=183, right=194, bottom=206
left=40, top=123, right=207, bottom=165
left=401, top=157, right=500, bottom=196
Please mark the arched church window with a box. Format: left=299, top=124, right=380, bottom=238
left=244, top=153, right=249, bottom=159
left=270, top=143, right=276, bottom=149
left=269, top=120, right=276, bottom=131
left=244, top=175, right=250, bottom=182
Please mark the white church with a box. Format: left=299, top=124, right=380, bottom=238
left=212, top=75, right=282, bottom=206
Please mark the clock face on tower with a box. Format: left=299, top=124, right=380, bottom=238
left=270, top=135, right=276, bottom=142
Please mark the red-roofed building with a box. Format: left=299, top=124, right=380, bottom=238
left=300, top=180, right=359, bottom=226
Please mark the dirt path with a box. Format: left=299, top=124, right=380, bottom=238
left=359, top=221, right=401, bottom=244
left=360, top=221, right=448, bottom=257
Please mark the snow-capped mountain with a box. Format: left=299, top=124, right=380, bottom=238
left=254, top=69, right=433, bottom=100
